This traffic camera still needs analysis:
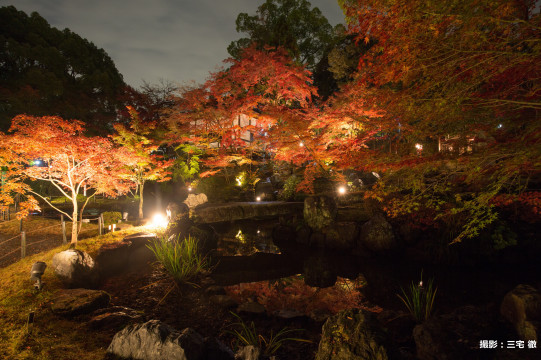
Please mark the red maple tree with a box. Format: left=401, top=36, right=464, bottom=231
left=0, top=115, right=133, bottom=245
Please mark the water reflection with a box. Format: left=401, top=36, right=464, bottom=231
left=215, top=219, right=280, bottom=256
left=224, top=275, right=380, bottom=318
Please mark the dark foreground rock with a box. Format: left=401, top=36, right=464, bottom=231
left=500, top=284, right=541, bottom=341
left=107, top=320, right=233, bottom=360
left=315, top=309, right=389, bottom=360
left=51, top=288, right=110, bottom=317
left=51, top=249, right=97, bottom=288
left=235, top=345, right=261, bottom=360
left=413, top=305, right=500, bottom=360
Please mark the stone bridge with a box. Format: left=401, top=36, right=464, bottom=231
left=191, top=201, right=304, bottom=224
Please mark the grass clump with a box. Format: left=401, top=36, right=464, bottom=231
left=147, top=235, right=210, bottom=285
left=397, top=271, right=437, bottom=322
left=227, top=312, right=310, bottom=356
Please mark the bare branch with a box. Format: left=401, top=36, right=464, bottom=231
left=29, top=191, right=72, bottom=220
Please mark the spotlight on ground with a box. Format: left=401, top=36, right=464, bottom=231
left=151, top=213, right=169, bottom=229
left=30, top=261, right=47, bottom=291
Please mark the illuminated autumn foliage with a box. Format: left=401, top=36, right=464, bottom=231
left=112, top=106, right=173, bottom=219
left=226, top=275, right=381, bottom=316
left=0, top=115, right=134, bottom=245
left=167, top=45, right=317, bottom=177
left=165, top=1, right=540, bottom=242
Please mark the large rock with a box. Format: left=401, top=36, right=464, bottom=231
left=51, top=249, right=97, bottom=288
left=237, top=301, right=266, bottom=315
left=184, top=193, right=208, bottom=209
left=316, top=309, right=389, bottom=360
left=166, top=202, right=189, bottom=222
left=107, top=320, right=205, bottom=360
left=358, top=213, right=396, bottom=252
left=413, top=305, right=498, bottom=360
left=51, top=288, right=110, bottom=317
left=500, top=284, right=541, bottom=341
left=336, top=204, right=373, bottom=222
left=234, top=345, right=261, bottom=360
left=304, top=196, right=337, bottom=231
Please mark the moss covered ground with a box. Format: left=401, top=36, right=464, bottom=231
left=0, top=227, right=144, bottom=360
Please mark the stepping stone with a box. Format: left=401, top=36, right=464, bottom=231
left=51, top=288, right=110, bottom=317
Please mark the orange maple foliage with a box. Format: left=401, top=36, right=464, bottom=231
left=167, top=46, right=318, bottom=176
left=0, top=115, right=134, bottom=245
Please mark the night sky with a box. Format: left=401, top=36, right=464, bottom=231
left=4, top=0, right=345, bottom=88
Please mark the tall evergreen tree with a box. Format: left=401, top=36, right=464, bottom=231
left=0, top=6, right=125, bottom=133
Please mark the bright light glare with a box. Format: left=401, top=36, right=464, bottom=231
left=299, top=141, right=304, bottom=147
left=256, top=196, right=261, bottom=201
left=151, top=213, right=169, bottom=229
left=415, top=143, right=423, bottom=150
left=188, top=186, right=192, bottom=192
left=338, top=186, right=347, bottom=195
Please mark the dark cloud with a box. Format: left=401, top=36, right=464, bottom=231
left=3, top=0, right=345, bottom=88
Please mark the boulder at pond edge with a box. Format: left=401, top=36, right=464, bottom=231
left=315, top=308, right=389, bottom=360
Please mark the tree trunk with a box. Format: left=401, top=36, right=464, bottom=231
left=139, top=181, right=144, bottom=219
left=70, top=194, right=78, bottom=245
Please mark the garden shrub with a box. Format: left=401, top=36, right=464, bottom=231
left=279, top=175, right=302, bottom=201
left=101, top=211, right=122, bottom=225
left=194, top=175, right=237, bottom=202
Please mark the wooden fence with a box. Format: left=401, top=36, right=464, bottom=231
left=0, top=214, right=105, bottom=263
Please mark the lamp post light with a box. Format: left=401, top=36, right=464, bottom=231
left=338, top=186, right=347, bottom=195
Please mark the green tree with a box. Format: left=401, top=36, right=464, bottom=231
left=112, top=106, right=173, bottom=219
left=227, top=0, right=334, bottom=71
left=0, top=6, right=125, bottom=133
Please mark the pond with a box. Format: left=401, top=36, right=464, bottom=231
left=100, top=216, right=540, bottom=359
